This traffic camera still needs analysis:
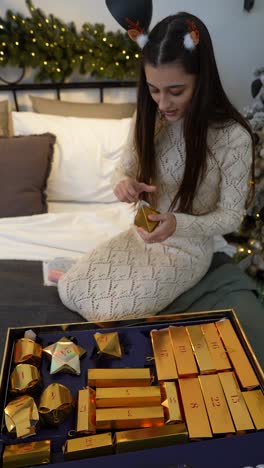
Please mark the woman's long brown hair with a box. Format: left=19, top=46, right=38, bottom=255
left=135, top=12, right=255, bottom=213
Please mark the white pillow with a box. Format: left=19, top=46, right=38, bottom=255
left=12, top=112, right=132, bottom=203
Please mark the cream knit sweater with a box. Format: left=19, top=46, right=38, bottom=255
left=58, top=118, right=252, bottom=320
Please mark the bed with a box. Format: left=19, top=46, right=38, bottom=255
left=0, top=80, right=263, bottom=370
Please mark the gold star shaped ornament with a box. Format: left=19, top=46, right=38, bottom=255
left=94, top=332, right=122, bottom=358
left=43, top=337, right=86, bottom=375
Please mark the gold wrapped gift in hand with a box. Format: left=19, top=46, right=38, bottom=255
left=4, top=395, right=39, bottom=439
left=134, top=201, right=160, bottom=233
left=38, top=383, right=74, bottom=426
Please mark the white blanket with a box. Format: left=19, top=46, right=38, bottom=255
left=0, top=201, right=232, bottom=261
left=0, top=202, right=135, bottom=261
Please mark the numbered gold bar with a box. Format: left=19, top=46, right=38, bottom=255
left=96, top=406, right=164, bottom=430
left=199, top=374, right=235, bottom=434
left=96, top=386, right=161, bottom=408
left=3, top=440, right=51, bottom=468
left=64, top=433, right=113, bottom=461
left=218, top=372, right=254, bottom=432
left=216, top=319, right=259, bottom=389
left=115, top=424, right=188, bottom=453
left=178, top=377, right=212, bottom=439
left=186, top=325, right=215, bottom=374
left=160, top=381, right=182, bottom=424
left=169, top=326, right=198, bottom=377
left=150, top=328, right=178, bottom=381
left=88, top=368, right=152, bottom=388
left=201, top=323, right=231, bottom=371
left=76, top=387, right=96, bottom=434
left=242, top=390, right=264, bottom=430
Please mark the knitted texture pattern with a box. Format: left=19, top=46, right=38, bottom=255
left=58, top=119, right=252, bottom=320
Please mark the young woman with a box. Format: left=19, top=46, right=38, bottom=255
left=58, top=12, right=254, bottom=320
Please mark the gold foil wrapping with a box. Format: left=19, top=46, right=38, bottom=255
left=64, top=433, right=113, bottom=461
left=186, top=325, right=215, bottom=374
left=160, top=381, right=182, bottom=424
left=178, top=377, right=212, bottom=439
left=3, top=440, right=50, bottom=468
left=199, top=374, right=235, bottom=434
left=88, top=368, right=152, bottom=387
left=134, top=202, right=160, bottom=233
left=13, top=338, right=42, bottom=368
left=243, top=389, right=264, bottom=430
left=77, top=387, right=96, bottom=434
left=201, top=323, right=231, bottom=372
left=218, top=372, right=254, bottom=432
left=94, top=332, right=122, bottom=358
left=38, top=383, right=73, bottom=426
left=96, top=406, right=164, bottom=430
left=43, top=337, right=86, bottom=375
left=169, top=326, right=198, bottom=377
left=96, top=386, right=161, bottom=408
left=115, top=424, right=188, bottom=453
left=10, top=364, right=41, bottom=396
left=150, top=328, right=178, bottom=381
left=4, top=395, right=39, bottom=439
left=216, top=319, right=259, bottom=389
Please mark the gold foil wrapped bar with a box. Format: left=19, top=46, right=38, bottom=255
left=216, top=319, right=259, bottom=389
left=3, top=440, right=50, bottom=468
left=169, top=326, right=198, bottom=377
left=115, top=424, right=188, bottom=453
left=150, top=329, right=178, bottom=381
left=96, top=386, right=161, bottom=408
left=77, top=387, right=96, bottom=434
left=38, top=383, right=73, bottom=426
left=88, top=368, right=152, bottom=388
left=10, top=364, right=41, bottom=396
left=201, top=323, right=231, bottom=371
left=96, top=406, right=164, bottom=430
left=94, top=332, right=122, bottom=358
left=242, top=389, right=264, bottom=430
left=64, top=433, right=113, bottom=461
left=134, top=202, right=160, bottom=233
left=186, top=325, right=215, bottom=374
left=178, top=377, right=212, bottom=439
left=4, top=395, right=39, bottom=439
left=160, top=381, right=182, bottom=424
left=218, top=372, right=254, bottom=432
left=13, top=338, right=42, bottom=368
left=199, top=374, right=235, bottom=434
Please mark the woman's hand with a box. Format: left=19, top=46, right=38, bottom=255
left=114, top=178, right=156, bottom=203
left=136, top=212, right=176, bottom=243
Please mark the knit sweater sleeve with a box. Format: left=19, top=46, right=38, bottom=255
left=111, top=112, right=138, bottom=189
left=171, top=123, right=253, bottom=238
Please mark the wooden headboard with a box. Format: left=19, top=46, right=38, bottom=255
left=0, top=80, right=137, bottom=110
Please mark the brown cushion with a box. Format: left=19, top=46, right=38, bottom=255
left=30, top=95, right=136, bottom=119
left=0, top=100, right=13, bottom=136
left=0, top=133, right=55, bottom=217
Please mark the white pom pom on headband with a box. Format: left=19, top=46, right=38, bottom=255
left=127, top=17, right=199, bottom=51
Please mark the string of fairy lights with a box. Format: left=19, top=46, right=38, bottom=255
left=0, top=0, right=140, bottom=82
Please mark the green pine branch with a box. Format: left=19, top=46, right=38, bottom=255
left=0, top=0, right=140, bottom=82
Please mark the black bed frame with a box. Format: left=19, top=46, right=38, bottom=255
left=0, top=79, right=137, bottom=110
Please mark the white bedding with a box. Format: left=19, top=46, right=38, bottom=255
left=0, top=200, right=233, bottom=261
left=0, top=202, right=135, bottom=261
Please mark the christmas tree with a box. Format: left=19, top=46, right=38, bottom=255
left=227, top=67, right=264, bottom=298
left=0, top=0, right=140, bottom=82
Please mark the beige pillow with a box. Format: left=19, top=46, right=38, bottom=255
left=0, top=100, right=13, bottom=136
left=30, top=95, right=136, bottom=119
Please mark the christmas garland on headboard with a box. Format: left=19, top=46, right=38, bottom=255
left=0, top=0, right=140, bottom=83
